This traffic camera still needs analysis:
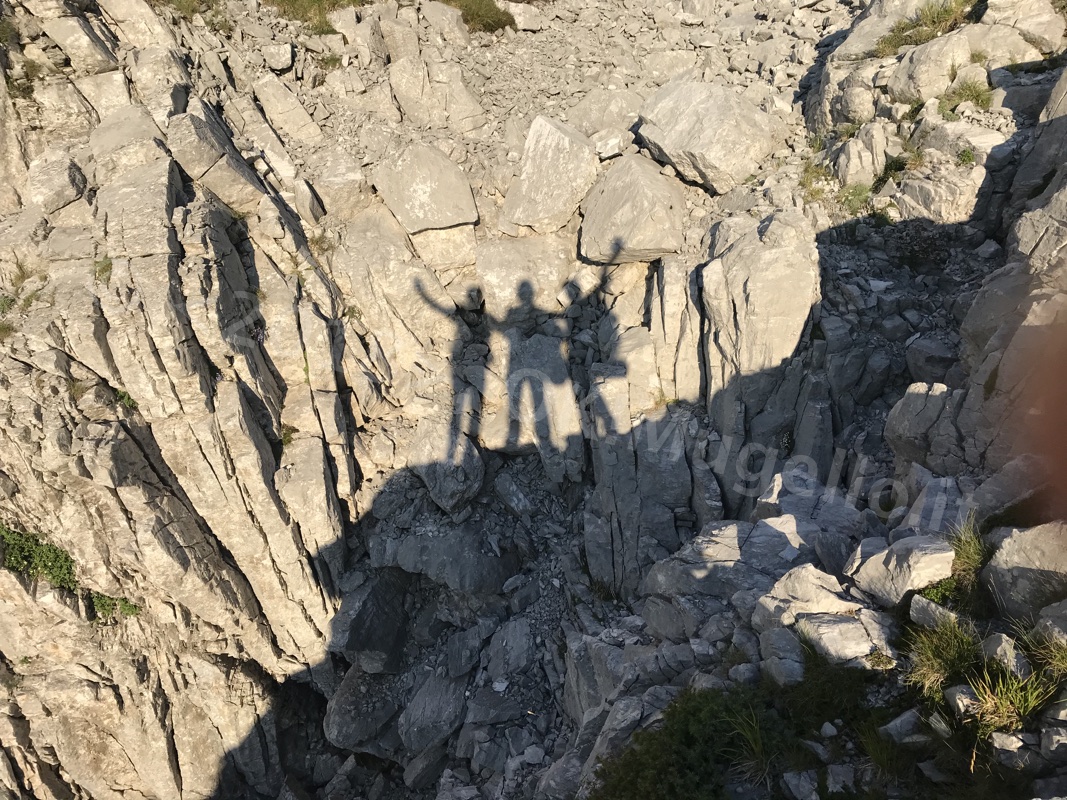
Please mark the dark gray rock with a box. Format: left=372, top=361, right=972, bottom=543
left=397, top=673, right=468, bottom=754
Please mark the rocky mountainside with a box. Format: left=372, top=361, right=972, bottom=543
left=2, top=0, right=1067, bottom=796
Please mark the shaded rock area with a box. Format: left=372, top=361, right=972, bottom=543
left=0, top=0, right=1066, bottom=797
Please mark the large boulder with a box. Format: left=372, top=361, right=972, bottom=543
left=637, top=82, right=787, bottom=193
left=330, top=568, right=412, bottom=673
left=397, top=673, right=468, bottom=755
left=372, top=144, right=478, bottom=233
left=983, top=522, right=1067, bottom=618
left=568, top=87, right=643, bottom=135
left=24, top=153, right=86, bottom=213
left=847, top=535, right=955, bottom=607
left=502, top=116, right=599, bottom=233
left=579, top=155, right=684, bottom=263
left=640, top=518, right=814, bottom=601
left=368, top=521, right=521, bottom=595
left=42, top=17, right=117, bottom=75
left=886, top=32, right=972, bottom=103
left=982, top=0, right=1066, bottom=53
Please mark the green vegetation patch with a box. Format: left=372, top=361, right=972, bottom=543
left=116, top=389, right=138, bottom=410
left=838, top=183, right=872, bottom=216
left=799, top=160, right=833, bottom=203
left=94, top=257, right=113, bottom=285
left=590, top=649, right=876, bottom=800
left=1, top=523, right=141, bottom=622
left=281, top=423, right=298, bottom=447
left=873, top=0, right=972, bottom=58
left=588, top=687, right=784, bottom=800
left=919, top=515, right=993, bottom=615
left=0, top=523, right=78, bottom=590
left=970, top=665, right=1059, bottom=738
left=443, top=0, right=515, bottom=32
left=91, top=592, right=141, bottom=621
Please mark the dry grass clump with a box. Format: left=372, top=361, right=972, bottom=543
left=939, top=79, right=993, bottom=114
left=969, top=666, right=1059, bottom=738
left=873, top=0, right=971, bottom=57
left=443, top=0, right=514, bottom=32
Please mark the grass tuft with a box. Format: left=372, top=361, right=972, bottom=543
left=307, top=231, right=336, bottom=261
left=799, top=160, right=833, bottom=203
left=259, top=0, right=361, bottom=33
left=857, top=722, right=916, bottom=782
left=67, top=378, right=90, bottom=402
left=724, top=705, right=778, bottom=787
left=588, top=687, right=780, bottom=800
left=969, top=665, right=1058, bottom=738
left=905, top=618, right=980, bottom=700
left=94, top=256, right=113, bottom=285
left=1019, top=630, right=1067, bottom=681
left=873, top=0, right=972, bottom=58
left=838, top=183, right=872, bottom=216
left=921, top=514, right=994, bottom=614
left=940, top=79, right=993, bottom=114
left=443, top=0, right=515, bottom=32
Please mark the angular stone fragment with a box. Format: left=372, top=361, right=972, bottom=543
left=373, top=144, right=478, bottom=233
left=167, top=112, right=265, bottom=214
left=502, top=116, right=599, bottom=233
left=331, top=569, right=411, bottom=673
left=74, top=70, right=131, bottom=118
left=397, top=673, right=467, bottom=755
left=254, top=73, right=324, bottom=143
left=42, top=17, right=117, bottom=75
left=579, top=155, right=684, bottom=263
left=421, top=1, right=471, bottom=45
left=25, top=153, right=85, bottom=213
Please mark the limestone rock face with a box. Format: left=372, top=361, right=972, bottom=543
left=42, top=17, right=117, bottom=75
left=983, top=0, right=1066, bottom=53
left=253, top=73, right=324, bottom=143
left=701, top=212, right=821, bottom=510
left=4, top=0, right=1067, bottom=792
left=638, top=82, right=787, bottom=193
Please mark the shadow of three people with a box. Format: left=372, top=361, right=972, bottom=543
left=414, top=277, right=579, bottom=467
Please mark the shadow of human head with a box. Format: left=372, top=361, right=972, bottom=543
left=516, top=279, right=534, bottom=308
